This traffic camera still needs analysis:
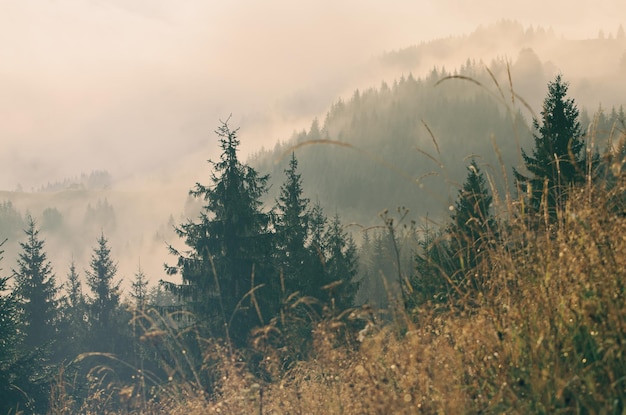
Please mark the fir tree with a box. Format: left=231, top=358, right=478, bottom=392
left=273, top=153, right=311, bottom=296
left=356, top=230, right=397, bottom=310
left=85, top=233, right=122, bottom=352
left=448, top=160, right=496, bottom=282
left=323, top=214, right=359, bottom=311
left=165, top=120, right=275, bottom=346
left=413, top=226, right=456, bottom=306
left=9, top=220, right=60, bottom=413
left=308, top=202, right=328, bottom=267
left=514, top=74, right=587, bottom=215
left=12, top=217, right=59, bottom=350
left=58, top=260, right=88, bottom=359
left=0, top=239, right=22, bottom=414
left=130, top=262, right=149, bottom=311
left=65, top=260, right=84, bottom=312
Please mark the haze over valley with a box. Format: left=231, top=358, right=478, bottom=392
left=4, top=3, right=626, bottom=413
left=1, top=0, right=625, bottom=289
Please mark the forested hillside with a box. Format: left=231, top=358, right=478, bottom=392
left=252, top=19, right=626, bottom=227
left=1, top=20, right=626, bottom=414
left=379, top=20, right=626, bottom=109
left=252, top=65, right=528, bottom=227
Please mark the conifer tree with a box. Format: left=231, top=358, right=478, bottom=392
left=58, top=260, right=88, bottom=358
left=448, top=160, right=496, bottom=281
left=308, top=202, right=328, bottom=266
left=85, top=233, right=122, bottom=352
left=413, top=227, right=456, bottom=306
left=356, top=231, right=397, bottom=309
left=165, top=120, right=275, bottom=346
left=274, top=153, right=311, bottom=296
left=130, top=263, right=149, bottom=311
left=0, top=239, right=22, bottom=413
left=9, top=220, right=60, bottom=413
left=514, top=74, right=586, bottom=215
left=305, top=202, right=330, bottom=301
left=65, top=260, right=84, bottom=312
left=323, top=214, right=359, bottom=311
left=12, top=217, right=59, bottom=350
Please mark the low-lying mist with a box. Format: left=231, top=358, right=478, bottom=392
left=1, top=3, right=625, bottom=292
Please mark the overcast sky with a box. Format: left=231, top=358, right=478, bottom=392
left=1, top=0, right=625, bottom=190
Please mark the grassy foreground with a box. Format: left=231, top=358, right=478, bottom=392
left=51, top=181, right=626, bottom=414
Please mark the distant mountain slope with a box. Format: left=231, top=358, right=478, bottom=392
left=251, top=63, right=534, bottom=228
left=379, top=20, right=626, bottom=108
left=2, top=20, right=624, bottom=285
left=251, top=20, right=626, bottom=227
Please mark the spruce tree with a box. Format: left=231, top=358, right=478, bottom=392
left=413, top=227, right=456, bottom=306
left=448, top=160, right=496, bottom=281
left=65, top=261, right=84, bottom=311
left=9, top=219, right=60, bottom=413
left=0, top=239, right=22, bottom=413
left=323, top=214, right=359, bottom=311
left=12, top=217, right=59, bottom=350
left=308, top=202, right=328, bottom=267
left=356, top=231, right=396, bottom=310
left=58, top=260, right=88, bottom=359
left=165, top=120, right=275, bottom=346
left=85, top=233, right=122, bottom=352
left=514, top=74, right=586, bottom=215
left=130, top=263, right=149, bottom=311
left=274, top=153, right=311, bottom=296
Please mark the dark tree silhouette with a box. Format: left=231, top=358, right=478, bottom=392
left=323, top=214, right=359, bottom=311
left=12, top=217, right=59, bottom=350
left=165, top=120, right=275, bottom=347
left=10, top=220, right=60, bottom=413
left=85, top=233, right=122, bottom=352
left=273, top=153, right=312, bottom=296
left=448, top=160, right=496, bottom=287
left=130, top=263, right=149, bottom=311
left=0, top=239, right=23, bottom=414
left=58, top=260, right=88, bottom=359
left=514, top=74, right=587, bottom=215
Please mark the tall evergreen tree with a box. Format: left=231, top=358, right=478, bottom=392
left=130, top=262, right=149, bottom=311
left=58, top=260, right=88, bottom=359
left=356, top=231, right=398, bottom=310
left=165, top=120, right=275, bottom=346
left=308, top=202, right=328, bottom=268
left=514, top=74, right=587, bottom=215
left=85, top=233, right=122, bottom=352
left=448, top=160, right=496, bottom=282
left=0, top=239, right=22, bottom=414
left=412, top=226, right=456, bottom=306
left=65, top=260, right=85, bottom=313
left=12, top=217, right=59, bottom=350
left=9, top=220, right=61, bottom=413
left=323, top=214, right=359, bottom=311
left=274, top=153, right=312, bottom=296
left=412, top=163, right=496, bottom=306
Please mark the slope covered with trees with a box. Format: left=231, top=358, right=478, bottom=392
left=251, top=63, right=534, bottom=228
left=0, top=25, right=625, bottom=412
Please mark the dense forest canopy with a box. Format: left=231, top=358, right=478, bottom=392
left=252, top=62, right=532, bottom=227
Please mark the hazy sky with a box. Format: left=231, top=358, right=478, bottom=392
left=1, top=0, right=625, bottom=190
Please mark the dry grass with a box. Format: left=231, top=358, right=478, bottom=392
left=48, top=179, right=626, bottom=414
left=196, top=185, right=624, bottom=414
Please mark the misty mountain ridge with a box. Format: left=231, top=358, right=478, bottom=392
left=2, top=20, right=625, bottom=291
left=379, top=20, right=626, bottom=108
left=5, top=19, right=625, bottom=192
